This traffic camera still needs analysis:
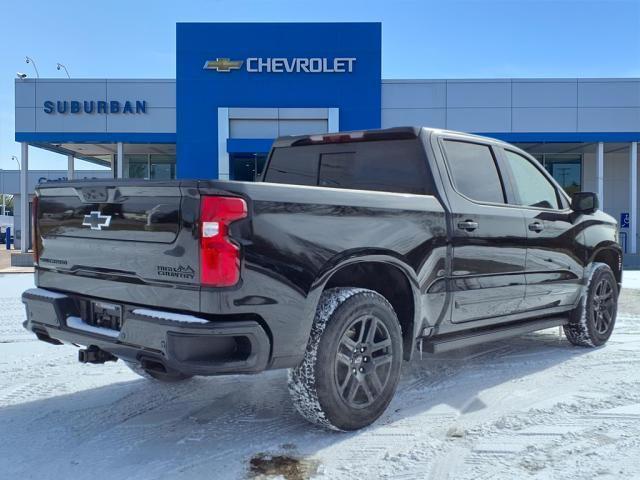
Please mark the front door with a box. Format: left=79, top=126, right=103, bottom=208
left=438, top=138, right=528, bottom=323
left=500, top=148, right=584, bottom=310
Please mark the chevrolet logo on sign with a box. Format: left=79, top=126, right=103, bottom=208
left=203, top=58, right=244, bottom=72
left=203, top=57, right=357, bottom=73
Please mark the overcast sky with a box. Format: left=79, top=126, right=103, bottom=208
left=1, top=0, right=638, bottom=171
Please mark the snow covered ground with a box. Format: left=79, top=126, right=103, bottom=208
left=1, top=273, right=640, bottom=480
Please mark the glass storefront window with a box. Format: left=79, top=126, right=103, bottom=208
left=230, top=153, right=268, bottom=181
left=124, top=153, right=176, bottom=180
left=125, top=154, right=149, bottom=179
left=150, top=155, right=176, bottom=180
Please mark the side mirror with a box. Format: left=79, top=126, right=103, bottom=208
left=571, top=192, right=598, bottom=213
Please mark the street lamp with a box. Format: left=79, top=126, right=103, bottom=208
left=11, top=155, right=20, bottom=170
left=1, top=169, right=4, bottom=216
left=25, top=56, right=39, bottom=78
left=56, top=63, right=70, bottom=78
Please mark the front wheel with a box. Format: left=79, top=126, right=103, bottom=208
left=288, top=287, right=403, bottom=431
left=564, top=263, right=618, bottom=347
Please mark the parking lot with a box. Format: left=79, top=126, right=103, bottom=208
left=1, top=272, right=639, bottom=480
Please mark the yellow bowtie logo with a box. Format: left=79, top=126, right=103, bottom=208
left=203, top=58, right=244, bottom=72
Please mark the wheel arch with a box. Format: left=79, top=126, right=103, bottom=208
left=313, top=254, right=421, bottom=361
left=590, top=245, right=622, bottom=285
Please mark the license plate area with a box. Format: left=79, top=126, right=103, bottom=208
left=89, top=301, right=123, bottom=331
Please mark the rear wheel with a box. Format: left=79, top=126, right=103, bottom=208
left=124, top=361, right=193, bottom=383
left=564, top=263, right=618, bottom=347
left=288, top=287, right=403, bottom=431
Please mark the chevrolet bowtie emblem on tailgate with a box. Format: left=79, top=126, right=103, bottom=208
left=82, top=211, right=112, bottom=231
left=203, top=58, right=244, bottom=72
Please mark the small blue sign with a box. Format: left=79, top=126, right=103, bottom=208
left=621, top=212, right=630, bottom=229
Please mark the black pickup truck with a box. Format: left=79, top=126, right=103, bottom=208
left=22, top=127, right=621, bottom=431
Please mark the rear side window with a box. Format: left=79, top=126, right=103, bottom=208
left=266, top=139, right=435, bottom=195
left=442, top=140, right=505, bottom=204
left=318, top=140, right=433, bottom=194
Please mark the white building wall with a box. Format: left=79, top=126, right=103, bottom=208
left=381, top=78, right=640, bottom=133
left=16, top=77, right=639, bottom=136
left=227, top=108, right=331, bottom=138
left=15, top=79, right=176, bottom=134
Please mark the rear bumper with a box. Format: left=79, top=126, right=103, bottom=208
left=22, top=288, right=271, bottom=376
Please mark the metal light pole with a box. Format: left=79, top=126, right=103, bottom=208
left=25, top=56, right=39, bottom=78
left=11, top=155, right=20, bottom=170
left=1, top=169, right=4, bottom=216
left=56, top=63, right=70, bottom=78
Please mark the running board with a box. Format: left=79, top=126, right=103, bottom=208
left=421, top=317, right=568, bottom=354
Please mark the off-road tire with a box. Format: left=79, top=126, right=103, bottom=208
left=124, top=361, right=193, bottom=383
left=288, top=287, right=403, bottom=431
left=564, top=262, right=618, bottom=347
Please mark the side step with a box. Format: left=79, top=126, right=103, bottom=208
left=421, top=316, right=568, bottom=354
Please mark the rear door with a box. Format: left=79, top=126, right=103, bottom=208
left=498, top=148, right=584, bottom=310
left=437, top=136, right=528, bottom=323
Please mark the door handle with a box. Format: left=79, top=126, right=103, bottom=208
left=528, top=222, right=544, bottom=232
left=457, top=220, right=479, bottom=231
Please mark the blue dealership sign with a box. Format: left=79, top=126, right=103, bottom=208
left=176, top=22, right=382, bottom=179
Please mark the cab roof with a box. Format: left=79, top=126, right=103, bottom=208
left=271, top=126, right=508, bottom=148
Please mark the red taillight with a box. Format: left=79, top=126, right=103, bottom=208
left=199, top=196, right=247, bottom=287
left=32, top=195, right=39, bottom=264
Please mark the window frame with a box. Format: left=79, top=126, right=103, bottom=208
left=438, top=137, right=512, bottom=207
left=498, top=147, right=571, bottom=212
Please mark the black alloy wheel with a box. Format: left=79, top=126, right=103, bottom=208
left=591, top=277, right=615, bottom=335
left=334, top=315, right=394, bottom=409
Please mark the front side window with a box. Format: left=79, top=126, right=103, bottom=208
left=503, top=150, right=559, bottom=209
left=543, top=154, right=582, bottom=195
left=442, top=140, right=505, bottom=203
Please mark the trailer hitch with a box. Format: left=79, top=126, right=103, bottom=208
left=78, top=346, right=117, bottom=364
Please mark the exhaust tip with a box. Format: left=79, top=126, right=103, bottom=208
left=33, top=328, right=63, bottom=346
left=140, top=358, right=168, bottom=374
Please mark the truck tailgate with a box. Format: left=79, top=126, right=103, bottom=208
left=34, top=180, right=202, bottom=311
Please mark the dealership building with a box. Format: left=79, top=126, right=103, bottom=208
left=13, top=22, right=640, bottom=259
